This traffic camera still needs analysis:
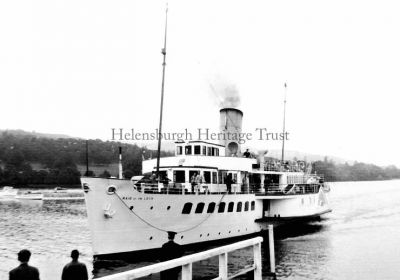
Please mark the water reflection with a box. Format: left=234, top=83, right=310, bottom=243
left=273, top=221, right=331, bottom=280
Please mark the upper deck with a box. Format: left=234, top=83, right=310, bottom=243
left=143, top=155, right=257, bottom=173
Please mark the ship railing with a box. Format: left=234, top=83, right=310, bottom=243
left=95, top=230, right=276, bottom=280
left=138, top=183, right=184, bottom=194
left=262, top=160, right=313, bottom=173
left=136, top=182, right=321, bottom=195
left=249, top=183, right=321, bottom=195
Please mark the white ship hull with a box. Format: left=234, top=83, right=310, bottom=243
left=81, top=177, right=331, bottom=256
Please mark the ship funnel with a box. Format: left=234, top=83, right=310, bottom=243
left=118, top=146, right=123, bottom=179
left=219, top=108, right=243, bottom=156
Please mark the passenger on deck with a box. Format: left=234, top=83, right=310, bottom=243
left=195, top=173, right=204, bottom=194
left=9, top=249, right=40, bottom=280
left=264, top=177, right=269, bottom=193
left=149, top=172, right=157, bottom=182
left=161, top=174, right=170, bottom=187
left=191, top=173, right=197, bottom=193
left=226, top=174, right=233, bottom=193
left=243, top=149, right=251, bottom=158
left=160, top=231, right=184, bottom=280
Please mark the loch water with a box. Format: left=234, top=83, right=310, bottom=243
left=1, top=180, right=400, bottom=280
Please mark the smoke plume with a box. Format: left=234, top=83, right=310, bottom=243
left=209, top=79, right=241, bottom=108
left=219, top=85, right=241, bottom=108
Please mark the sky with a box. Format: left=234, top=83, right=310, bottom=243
left=1, top=0, right=399, bottom=166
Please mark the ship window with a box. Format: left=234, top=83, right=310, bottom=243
left=194, top=145, right=201, bottom=155
left=185, top=145, right=192, bottom=155
left=212, top=172, right=217, bottom=184
left=207, top=147, right=212, bottom=156
left=174, top=170, right=185, bottom=183
left=233, top=173, right=237, bottom=182
left=228, top=202, right=234, bottom=212
left=251, top=201, right=255, bottom=211
left=195, top=203, right=205, bottom=213
left=218, top=202, right=226, bottom=213
left=182, top=203, right=192, bottom=214
left=207, top=202, right=216, bottom=213
left=202, top=146, right=206, bottom=155
left=219, top=171, right=227, bottom=184
left=176, top=146, right=183, bottom=155
left=244, top=201, right=249, bottom=211
left=203, top=171, right=211, bottom=183
left=216, top=149, right=219, bottom=156
left=237, top=202, right=242, bottom=212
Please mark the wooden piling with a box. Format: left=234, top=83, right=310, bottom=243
left=268, top=224, right=276, bottom=274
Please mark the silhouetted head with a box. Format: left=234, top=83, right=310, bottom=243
left=167, top=231, right=177, bottom=241
left=18, top=249, right=31, bottom=263
left=71, top=249, right=79, bottom=261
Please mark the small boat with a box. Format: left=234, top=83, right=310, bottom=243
left=54, top=186, right=68, bottom=193
left=16, top=191, right=44, bottom=200
left=0, top=186, right=18, bottom=198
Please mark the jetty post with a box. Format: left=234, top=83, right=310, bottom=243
left=268, top=224, right=276, bottom=274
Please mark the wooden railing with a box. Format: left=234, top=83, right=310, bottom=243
left=96, top=226, right=276, bottom=280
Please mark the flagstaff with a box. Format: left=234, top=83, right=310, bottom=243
left=281, top=83, right=287, bottom=163
left=156, top=4, right=169, bottom=180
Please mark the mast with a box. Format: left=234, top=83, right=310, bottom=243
left=156, top=4, right=169, bottom=180
left=281, top=83, right=287, bottom=162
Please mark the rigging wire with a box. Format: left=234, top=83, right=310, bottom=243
left=114, top=190, right=227, bottom=234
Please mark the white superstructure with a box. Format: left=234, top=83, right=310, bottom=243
left=81, top=108, right=331, bottom=257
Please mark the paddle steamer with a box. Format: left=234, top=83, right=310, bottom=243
left=81, top=107, right=331, bottom=256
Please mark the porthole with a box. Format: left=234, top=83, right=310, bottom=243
left=238, top=229, right=240, bottom=232
left=229, top=230, right=231, bottom=233
left=107, top=185, right=116, bottom=195
left=180, top=236, right=184, bottom=239
left=167, top=206, right=171, bottom=210
left=200, top=234, right=203, bottom=237
left=129, top=206, right=134, bottom=210
left=83, top=183, right=90, bottom=193
left=218, top=232, right=221, bottom=235
left=207, top=233, right=210, bottom=236
left=149, top=236, right=153, bottom=240
left=150, top=206, right=153, bottom=210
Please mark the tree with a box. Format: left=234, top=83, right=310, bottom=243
left=99, top=170, right=111, bottom=178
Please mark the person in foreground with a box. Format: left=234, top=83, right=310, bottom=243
left=9, top=249, right=40, bottom=280
left=160, top=231, right=184, bottom=280
left=61, top=249, right=88, bottom=280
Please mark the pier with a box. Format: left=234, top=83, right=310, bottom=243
left=97, top=225, right=276, bottom=280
